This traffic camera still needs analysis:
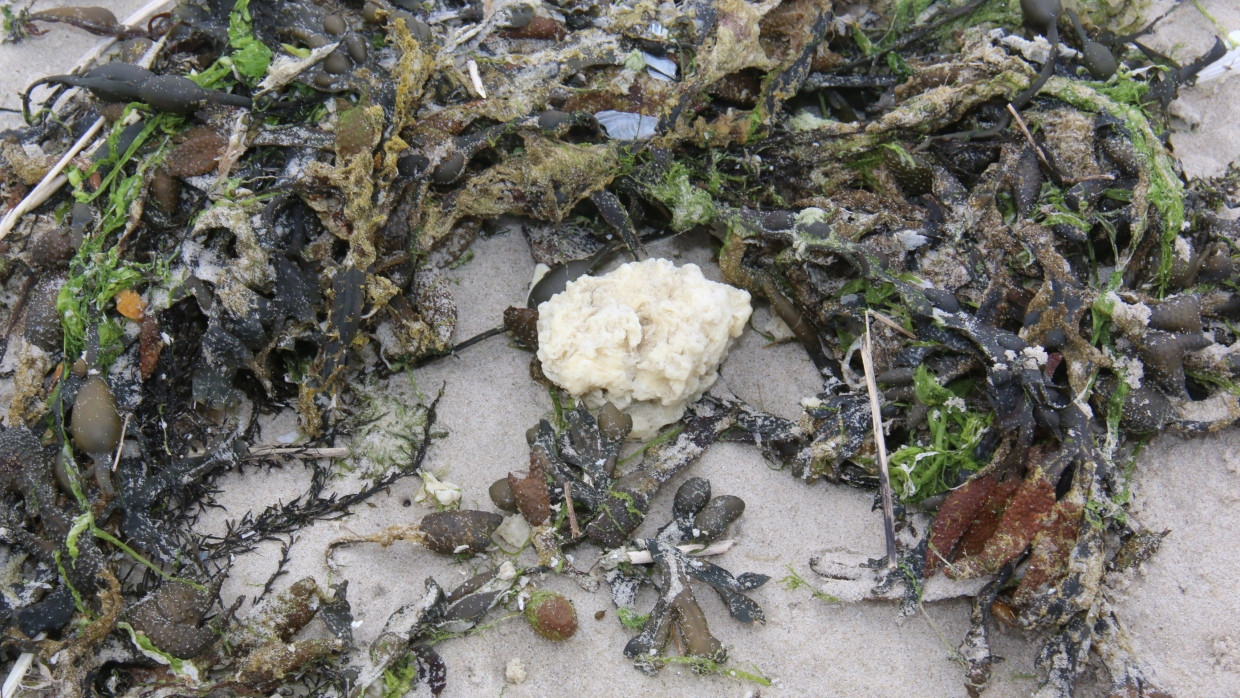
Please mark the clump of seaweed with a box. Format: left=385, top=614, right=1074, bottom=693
left=609, top=477, right=768, bottom=675
left=0, top=0, right=1236, bottom=694
left=502, top=399, right=736, bottom=563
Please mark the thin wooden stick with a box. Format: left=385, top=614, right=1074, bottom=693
left=867, top=308, right=916, bottom=339
left=2, top=652, right=35, bottom=698
left=861, top=312, right=899, bottom=570
left=1008, top=103, right=1120, bottom=185
left=467, top=59, right=487, bottom=99
left=244, top=445, right=349, bottom=460
left=110, top=412, right=132, bottom=472
left=2, top=633, right=45, bottom=698
left=1006, top=103, right=1053, bottom=172
left=563, top=481, right=581, bottom=539
left=1069, top=173, right=1117, bottom=184
left=0, top=127, right=97, bottom=240
left=623, top=540, right=735, bottom=565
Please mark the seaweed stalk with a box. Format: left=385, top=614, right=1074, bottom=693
left=860, top=312, right=899, bottom=569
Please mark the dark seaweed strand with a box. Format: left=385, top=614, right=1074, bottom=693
left=199, top=390, right=443, bottom=562
left=253, top=534, right=297, bottom=606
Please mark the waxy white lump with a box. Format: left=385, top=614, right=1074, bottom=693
left=536, top=258, right=751, bottom=438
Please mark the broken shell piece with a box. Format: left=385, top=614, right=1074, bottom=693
left=413, top=472, right=462, bottom=508
left=536, top=259, right=751, bottom=438
left=594, top=110, right=658, bottom=140
left=505, top=657, right=527, bottom=684
left=494, top=513, right=532, bottom=550
left=1195, top=31, right=1240, bottom=83
left=642, top=52, right=678, bottom=81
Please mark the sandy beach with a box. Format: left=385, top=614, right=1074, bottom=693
left=2, top=1, right=1239, bottom=696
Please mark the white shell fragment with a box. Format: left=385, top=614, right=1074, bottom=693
left=494, top=513, right=532, bottom=550
left=536, top=258, right=752, bottom=438
left=642, top=52, right=678, bottom=81
left=412, top=472, right=462, bottom=508
left=594, top=110, right=659, bottom=140
left=505, top=658, right=527, bottom=684
left=1195, top=31, right=1240, bottom=83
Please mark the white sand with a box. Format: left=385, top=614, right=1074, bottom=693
left=2, top=1, right=1239, bottom=696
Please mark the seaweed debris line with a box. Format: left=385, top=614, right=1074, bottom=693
left=0, top=0, right=1238, bottom=696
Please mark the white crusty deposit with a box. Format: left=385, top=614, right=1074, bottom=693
left=536, top=258, right=751, bottom=438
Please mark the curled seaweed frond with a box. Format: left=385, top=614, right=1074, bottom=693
left=522, top=397, right=735, bottom=551
left=621, top=539, right=767, bottom=675
left=603, top=478, right=765, bottom=673
left=351, top=564, right=522, bottom=696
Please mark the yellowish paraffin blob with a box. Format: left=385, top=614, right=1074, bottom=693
left=536, top=258, right=751, bottom=438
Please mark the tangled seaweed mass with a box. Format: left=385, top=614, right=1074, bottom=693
left=0, top=0, right=1238, bottom=695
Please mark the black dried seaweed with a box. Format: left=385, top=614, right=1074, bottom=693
left=586, top=400, right=735, bottom=547
left=598, top=477, right=768, bottom=674
left=347, top=567, right=518, bottom=697
left=0, top=0, right=1235, bottom=694
left=959, top=564, right=1012, bottom=698
left=253, top=535, right=297, bottom=606
left=206, top=391, right=442, bottom=563
left=319, top=581, right=355, bottom=646
left=621, top=538, right=767, bottom=674
left=516, top=398, right=737, bottom=552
